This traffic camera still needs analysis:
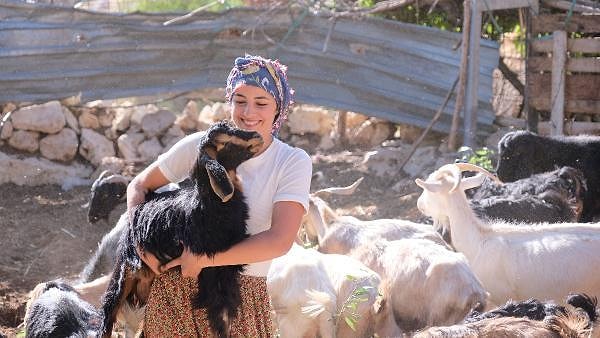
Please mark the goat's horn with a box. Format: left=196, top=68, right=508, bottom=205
left=92, top=170, right=112, bottom=190
left=437, top=164, right=461, bottom=193
left=102, top=174, right=130, bottom=186
left=313, top=177, right=364, bottom=196
left=454, top=163, right=502, bottom=184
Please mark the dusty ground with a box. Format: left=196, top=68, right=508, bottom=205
left=0, top=139, right=431, bottom=336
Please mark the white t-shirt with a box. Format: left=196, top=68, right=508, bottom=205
left=156, top=131, right=312, bottom=276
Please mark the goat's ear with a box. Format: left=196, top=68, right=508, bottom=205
left=415, top=178, right=445, bottom=192
left=205, top=158, right=234, bottom=202
left=460, top=173, right=487, bottom=191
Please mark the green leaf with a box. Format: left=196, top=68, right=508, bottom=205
left=344, top=316, right=357, bottom=331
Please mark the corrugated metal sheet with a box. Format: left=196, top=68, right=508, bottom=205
left=0, top=1, right=499, bottom=133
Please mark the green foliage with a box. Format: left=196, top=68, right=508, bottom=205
left=457, top=146, right=496, bottom=172
left=132, top=0, right=243, bottom=13
left=16, top=330, right=26, bottom=338
left=335, top=275, right=375, bottom=334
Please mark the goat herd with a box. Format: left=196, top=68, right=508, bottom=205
left=22, top=125, right=600, bottom=338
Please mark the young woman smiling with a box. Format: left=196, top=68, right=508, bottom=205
left=126, top=55, right=312, bottom=337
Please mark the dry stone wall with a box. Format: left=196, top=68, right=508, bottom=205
left=0, top=97, right=451, bottom=187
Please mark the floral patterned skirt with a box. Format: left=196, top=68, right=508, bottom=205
left=143, top=269, right=273, bottom=337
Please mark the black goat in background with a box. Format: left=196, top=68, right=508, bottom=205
left=496, top=131, right=600, bottom=221
left=469, top=166, right=587, bottom=223
left=99, top=120, right=263, bottom=337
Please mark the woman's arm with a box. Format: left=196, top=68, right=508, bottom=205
left=162, top=200, right=304, bottom=277
left=126, top=162, right=171, bottom=212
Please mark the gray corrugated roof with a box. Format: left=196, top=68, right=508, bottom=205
left=0, top=1, right=499, bottom=132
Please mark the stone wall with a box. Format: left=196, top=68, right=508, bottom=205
left=0, top=97, right=404, bottom=187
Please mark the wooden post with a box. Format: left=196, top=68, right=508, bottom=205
left=551, top=30, right=566, bottom=135
left=463, top=0, right=482, bottom=147
left=448, top=0, right=471, bottom=151
left=337, top=110, right=347, bottom=146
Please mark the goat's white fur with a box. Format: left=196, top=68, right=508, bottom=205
left=267, top=244, right=386, bottom=338
left=416, top=163, right=600, bottom=306
left=350, top=239, right=488, bottom=332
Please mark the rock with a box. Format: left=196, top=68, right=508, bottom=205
left=39, top=128, right=79, bottom=162
left=117, top=132, right=145, bottom=161
left=2, top=102, right=17, bottom=114
left=104, top=128, right=119, bottom=140
left=90, top=156, right=127, bottom=180
left=0, top=150, right=93, bottom=188
left=161, top=125, right=185, bottom=152
left=98, top=108, right=115, bottom=128
left=349, top=119, right=393, bottom=147
left=60, top=93, right=81, bottom=106
left=112, top=107, right=133, bottom=132
left=141, top=109, right=176, bottom=138
left=175, top=101, right=200, bottom=131
left=138, top=137, right=163, bottom=161
left=402, top=146, right=438, bottom=178
left=78, top=110, right=100, bottom=129
left=79, top=128, right=115, bottom=166
left=62, top=106, right=80, bottom=134
left=396, top=124, right=424, bottom=143
left=288, top=105, right=335, bottom=135
left=12, top=101, right=65, bottom=133
left=361, top=147, right=409, bottom=177
left=198, top=102, right=229, bottom=125
left=8, top=130, right=40, bottom=153
left=130, top=104, right=159, bottom=126
left=1, top=121, right=13, bottom=140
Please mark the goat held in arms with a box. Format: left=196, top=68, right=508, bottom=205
left=99, top=121, right=263, bottom=337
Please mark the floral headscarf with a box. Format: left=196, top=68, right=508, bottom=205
left=225, top=55, right=294, bottom=136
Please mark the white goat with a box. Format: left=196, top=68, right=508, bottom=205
left=350, top=239, right=488, bottom=332
left=267, top=244, right=396, bottom=338
left=303, top=178, right=448, bottom=253
left=415, top=163, right=600, bottom=307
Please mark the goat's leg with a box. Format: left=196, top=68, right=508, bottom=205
left=99, top=259, right=135, bottom=338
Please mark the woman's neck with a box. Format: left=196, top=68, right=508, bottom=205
left=255, top=135, right=273, bottom=156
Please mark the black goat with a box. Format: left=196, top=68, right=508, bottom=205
left=469, top=166, right=587, bottom=223
left=496, top=130, right=600, bottom=221
left=25, top=280, right=101, bottom=338
left=87, top=170, right=129, bottom=224
left=465, top=293, right=598, bottom=329
left=99, top=121, right=263, bottom=338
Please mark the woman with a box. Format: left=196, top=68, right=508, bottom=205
left=127, top=55, right=312, bottom=336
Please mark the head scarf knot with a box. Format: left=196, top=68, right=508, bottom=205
left=225, top=55, right=294, bottom=136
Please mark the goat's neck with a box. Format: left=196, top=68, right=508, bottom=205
left=444, top=191, right=485, bottom=260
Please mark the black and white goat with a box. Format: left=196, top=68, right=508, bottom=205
left=25, top=280, right=102, bottom=338
left=469, top=166, right=586, bottom=224
left=496, top=130, right=600, bottom=221
left=99, top=121, right=263, bottom=338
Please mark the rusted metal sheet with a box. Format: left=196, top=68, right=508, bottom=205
left=0, top=1, right=499, bottom=133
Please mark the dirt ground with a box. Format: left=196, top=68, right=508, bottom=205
left=0, top=139, right=431, bottom=336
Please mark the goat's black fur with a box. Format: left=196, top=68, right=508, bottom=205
left=464, top=293, right=598, bottom=329
left=468, top=166, right=587, bottom=224
left=87, top=172, right=128, bottom=224
left=496, top=131, right=600, bottom=221
left=99, top=120, right=263, bottom=338
left=26, top=280, right=101, bottom=338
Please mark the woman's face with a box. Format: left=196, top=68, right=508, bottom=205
left=230, top=84, right=277, bottom=146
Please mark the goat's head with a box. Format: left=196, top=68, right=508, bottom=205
left=302, top=177, right=363, bottom=244
left=193, top=120, right=263, bottom=202
left=415, top=163, right=499, bottom=227
left=87, top=170, right=129, bottom=223
left=496, top=131, right=552, bottom=182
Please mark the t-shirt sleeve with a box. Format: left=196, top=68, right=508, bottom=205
left=156, top=131, right=205, bottom=183
left=273, top=148, right=312, bottom=213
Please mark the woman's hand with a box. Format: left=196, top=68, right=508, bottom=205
left=136, top=246, right=162, bottom=275
left=161, top=247, right=210, bottom=278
